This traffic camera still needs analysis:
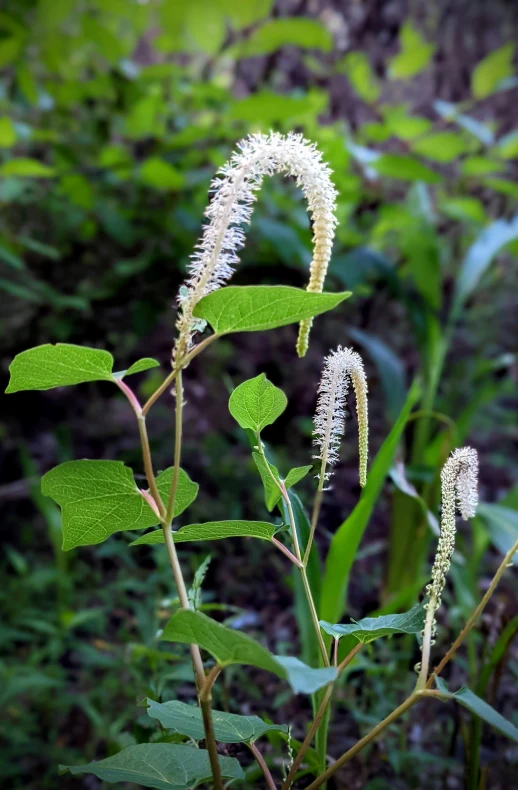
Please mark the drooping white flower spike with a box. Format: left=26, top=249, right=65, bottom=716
left=174, top=132, right=337, bottom=363
left=313, top=346, right=369, bottom=489
left=416, top=447, right=478, bottom=688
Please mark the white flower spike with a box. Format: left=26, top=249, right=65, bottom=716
left=174, top=132, right=337, bottom=362
left=416, top=446, right=478, bottom=688
left=313, top=346, right=369, bottom=488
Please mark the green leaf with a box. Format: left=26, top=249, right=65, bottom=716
left=0, top=158, right=55, bottom=177
left=6, top=344, right=161, bottom=393
left=60, top=743, right=244, bottom=788
left=494, top=130, right=518, bottom=160
left=193, top=286, right=351, bottom=335
left=435, top=678, right=518, bottom=744
left=460, top=157, right=505, bottom=176
left=284, top=465, right=313, bottom=489
left=161, top=610, right=337, bottom=694
left=231, top=18, right=333, bottom=58
left=0, top=37, right=22, bottom=69
left=117, top=358, right=161, bottom=378
left=252, top=452, right=282, bottom=512
left=6, top=344, right=114, bottom=392
left=131, top=520, right=280, bottom=546
left=154, top=468, right=199, bottom=518
left=477, top=503, right=518, bottom=561
left=229, top=374, right=287, bottom=433
left=218, top=0, right=274, bottom=29
left=319, top=382, right=420, bottom=627
left=338, top=51, right=379, bottom=102
left=146, top=699, right=287, bottom=743
left=472, top=43, right=515, bottom=99
left=319, top=604, right=424, bottom=644
left=411, top=132, right=466, bottom=163
left=483, top=177, right=518, bottom=199
left=440, top=197, right=486, bottom=225
left=0, top=117, right=16, bottom=147
left=42, top=461, right=197, bottom=550
left=139, top=157, right=184, bottom=191
left=372, top=154, right=440, bottom=183
left=454, top=215, right=518, bottom=311
left=42, top=460, right=158, bottom=550
left=389, top=21, right=434, bottom=79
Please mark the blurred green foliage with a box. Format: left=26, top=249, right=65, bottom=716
left=1, top=1, right=518, bottom=788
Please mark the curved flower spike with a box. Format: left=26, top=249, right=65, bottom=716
left=426, top=447, right=479, bottom=615
left=173, top=132, right=337, bottom=363
left=416, top=447, right=478, bottom=688
left=313, top=346, right=368, bottom=488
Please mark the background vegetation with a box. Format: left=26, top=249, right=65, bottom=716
left=1, top=1, right=517, bottom=788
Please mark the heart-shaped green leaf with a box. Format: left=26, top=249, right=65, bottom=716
left=435, top=678, right=518, bottom=744
left=161, top=610, right=336, bottom=694
left=146, top=699, right=288, bottom=743
left=6, top=343, right=160, bottom=392
left=60, top=743, right=243, bottom=788
left=229, top=374, right=287, bottom=432
left=131, top=520, right=281, bottom=546
left=42, top=461, right=197, bottom=550
left=193, top=286, right=351, bottom=335
left=319, top=604, right=425, bottom=644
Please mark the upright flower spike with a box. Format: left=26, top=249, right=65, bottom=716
left=173, top=132, right=337, bottom=363
left=416, top=447, right=478, bottom=688
left=313, top=346, right=369, bottom=488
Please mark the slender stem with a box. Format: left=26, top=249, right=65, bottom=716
left=271, top=537, right=303, bottom=568
left=416, top=592, right=438, bottom=690
left=304, top=485, right=323, bottom=566
left=199, top=664, right=222, bottom=702
left=145, top=364, right=222, bottom=788
left=254, top=436, right=328, bottom=665
left=141, top=334, right=219, bottom=416
left=138, top=416, right=166, bottom=517
left=305, top=691, right=428, bottom=790
left=336, top=641, right=363, bottom=674
left=282, top=686, right=333, bottom=790
left=300, top=566, right=329, bottom=666
left=142, top=368, right=178, bottom=416
left=249, top=742, right=277, bottom=790
left=115, top=379, right=166, bottom=518
left=166, top=371, right=184, bottom=524
left=425, top=539, right=518, bottom=689
left=282, top=647, right=363, bottom=789
left=282, top=483, right=302, bottom=563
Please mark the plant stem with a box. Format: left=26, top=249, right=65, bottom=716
left=115, top=379, right=166, bottom=517
left=248, top=742, right=277, bottom=790
left=271, top=537, right=303, bottom=568
left=140, top=362, right=223, bottom=789
left=254, top=437, right=327, bottom=664
left=304, top=485, right=323, bottom=566
left=282, top=686, right=333, bottom=790
left=425, top=539, right=518, bottom=689
left=166, top=370, right=184, bottom=524
left=141, top=334, right=219, bottom=416
left=282, top=642, right=363, bottom=789
left=415, top=591, right=438, bottom=691
left=305, top=691, right=434, bottom=790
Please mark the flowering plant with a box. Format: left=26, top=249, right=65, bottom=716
left=6, top=134, right=518, bottom=789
